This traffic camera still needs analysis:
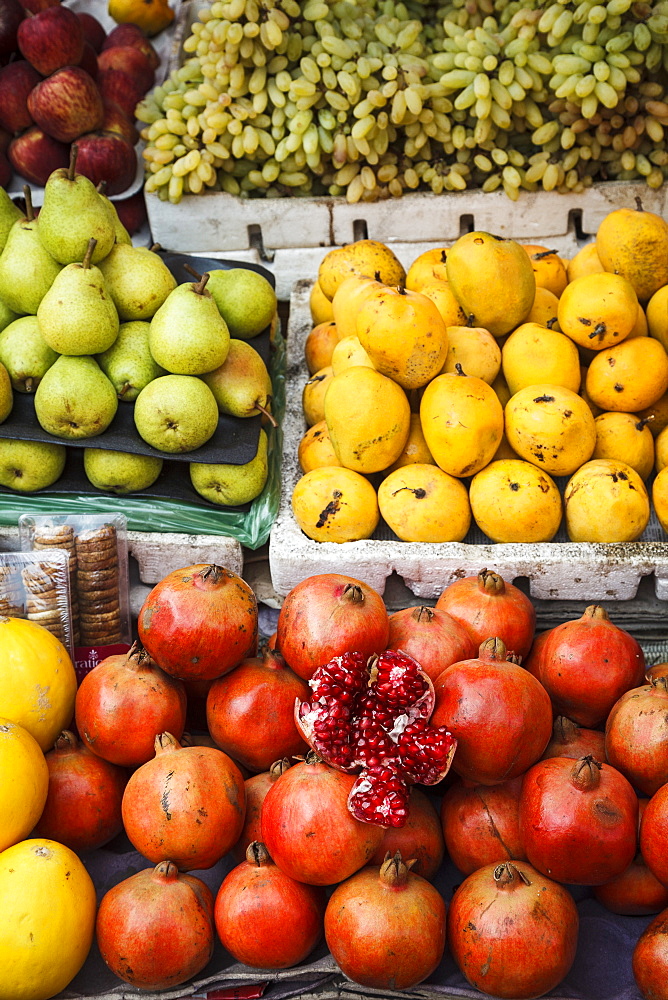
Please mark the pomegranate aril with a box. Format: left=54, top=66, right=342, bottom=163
left=348, top=766, right=411, bottom=828
left=398, top=723, right=457, bottom=785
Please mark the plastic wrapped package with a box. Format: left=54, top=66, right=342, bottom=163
left=19, top=514, right=131, bottom=681
left=0, top=549, right=74, bottom=656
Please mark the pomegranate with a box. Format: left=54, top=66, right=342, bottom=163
left=74, top=642, right=187, bottom=767
left=96, top=861, right=214, bottom=990
left=260, top=752, right=384, bottom=885
left=206, top=647, right=309, bottom=772
left=640, top=783, right=668, bottom=886
left=447, top=860, right=578, bottom=999
left=536, top=605, right=645, bottom=727
left=523, top=629, right=552, bottom=678
left=647, top=662, right=668, bottom=682
left=541, top=715, right=607, bottom=761
left=435, top=569, right=536, bottom=659
left=324, top=852, right=446, bottom=990
left=440, top=776, right=526, bottom=875
left=33, top=730, right=127, bottom=852
left=431, top=638, right=552, bottom=785
left=276, top=573, right=389, bottom=680
left=231, top=758, right=292, bottom=863
left=605, top=674, right=668, bottom=796
left=386, top=605, right=476, bottom=683
left=138, top=564, right=258, bottom=681
left=369, top=788, right=444, bottom=881
left=633, top=908, right=668, bottom=1000
left=520, top=755, right=638, bottom=885
left=296, top=649, right=456, bottom=827
left=214, top=842, right=326, bottom=968
left=595, top=854, right=668, bottom=916
left=122, top=732, right=245, bottom=871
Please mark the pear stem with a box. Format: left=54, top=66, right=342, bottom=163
left=150, top=243, right=162, bottom=253
left=68, top=145, right=78, bottom=182
left=194, top=272, right=210, bottom=295
left=255, top=400, right=278, bottom=428
left=119, top=381, right=132, bottom=398
left=82, top=238, right=97, bottom=270
left=24, top=377, right=34, bottom=393
left=23, top=185, right=34, bottom=222
left=184, top=262, right=202, bottom=281
left=96, top=180, right=107, bottom=195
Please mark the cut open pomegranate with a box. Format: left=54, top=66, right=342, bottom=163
left=296, top=649, right=457, bottom=828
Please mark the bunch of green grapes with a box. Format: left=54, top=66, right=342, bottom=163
left=136, top=0, right=668, bottom=203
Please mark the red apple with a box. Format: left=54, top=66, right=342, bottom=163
left=97, top=46, right=154, bottom=93
left=98, top=68, right=145, bottom=120
left=0, top=151, right=11, bottom=188
left=0, top=0, right=25, bottom=59
left=101, top=23, right=159, bottom=71
left=74, top=130, right=137, bottom=195
left=76, top=12, right=106, bottom=53
left=18, top=5, right=84, bottom=76
left=0, top=60, right=41, bottom=133
left=8, top=125, right=69, bottom=185
left=28, top=66, right=104, bottom=142
left=0, top=127, right=10, bottom=155
left=78, top=42, right=99, bottom=81
left=101, top=98, right=139, bottom=146
left=113, top=189, right=147, bottom=235
left=22, top=0, right=62, bottom=11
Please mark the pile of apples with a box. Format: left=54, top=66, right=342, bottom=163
left=0, top=0, right=159, bottom=195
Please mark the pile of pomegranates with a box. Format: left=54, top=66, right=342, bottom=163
left=32, top=563, right=668, bottom=999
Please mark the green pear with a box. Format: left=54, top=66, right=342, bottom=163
left=0, top=316, right=58, bottom=392
left=0, top=188, right=22, bottom=255
left=37, top=147, right=116, bottom=265
left=134, top=375, right=219, bottom=453
left=37, top=238, right=120, bottom=355
left=207, top=268, right=277, bottom=339
left=0, top=439, right=66, bottom=492
left=202, top=339, right=274, bottom=421
left=98, top=244, right=177, bottom=321
left=0, top=190, right=62, bottom=314
left=98, top=189, right=132, bottom=246
left=190, top=429, right=268, bottom=505
left=0, top=299, right=18, bottom=335
left=148, top=274, right=230, bottom=375
left=83, top=448, right=163, bottom=494
left=34, top=356, right=118, bottom=439
left=97, top=320, right=165, bottom=401
left=0, top=362, right=12, bottom=423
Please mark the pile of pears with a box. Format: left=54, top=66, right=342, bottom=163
left=0, top=148, right=278, bottom=506
left=295, top=216, right=668, bottom=547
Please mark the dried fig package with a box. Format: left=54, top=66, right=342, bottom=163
left=19, top=513, right=131, bottom=681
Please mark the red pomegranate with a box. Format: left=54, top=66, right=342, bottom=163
left=206, top=647, right=309, bottom=772
left=260, top=752, right=385, bottom=885
left=325, top=852, right=446, bottom=990
left=440, top=776, right=525, bottom=875
left=523, top=629, right=552, bottom=678
left=520, top=755, right=638, bottom=885
left=296, top=649, right=456, bottom=827
left=647, top=662, right=668, bottom=682
left=431, top=638, right=552, bottom=785
left=541, top=715, right=607, bottom=761
left=640, top=783, right=668, bottom=887
left=435, top=569, right=536, bottom=659
left=122, top=732, right=246, bottom=870
left=138, top=564, right=258, bottom=681
left=96, top=861, right=214, bottom=990
left=214, top=842, right=326, bottom=968
left=633, top=908, right=668, bottom=1000
left=447, top=860, right=578, bottom=999
left=276, top=573, right=389, bottom=680
left=74, top=643, right=187, bottom=767
left=369, top=788, right=444, bottom=881
left=386, top=605, right=476, bottom=683
left=34, top=730, right=127, bottom=852
left=536, top=605, right=645, bottom=727
left=605, top=675, right=668, bottom=796
left=594, top=854, right=668, bottom=916
left=231, top=758, right=292, bottom=863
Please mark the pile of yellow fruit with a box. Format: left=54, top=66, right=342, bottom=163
left=292, top=202, right=668, bottom=545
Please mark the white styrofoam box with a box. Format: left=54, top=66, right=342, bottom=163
left=0, top=526, right=242, bottom=584
left=268, top=280, right=668, bottom=603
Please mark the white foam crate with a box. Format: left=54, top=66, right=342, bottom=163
left=268, top=280, right=668, bottom=603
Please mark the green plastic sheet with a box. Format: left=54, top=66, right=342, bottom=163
left=0, top=329, right=286, bottom=550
